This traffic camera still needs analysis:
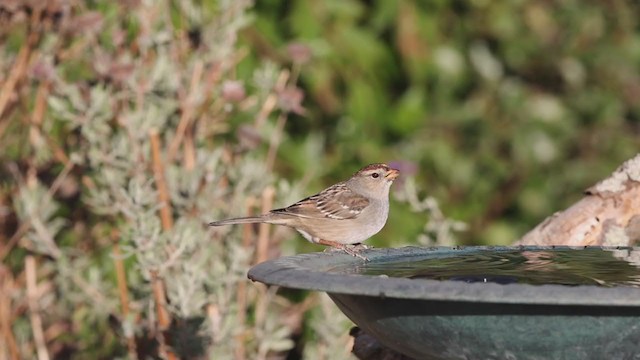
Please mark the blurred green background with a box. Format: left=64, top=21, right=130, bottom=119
left=246, top=0, right=640, bottom=246
left=1, top=0, right=639, bottom=358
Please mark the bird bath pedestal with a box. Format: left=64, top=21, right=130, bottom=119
left=248, top=246, right=640, bottom=360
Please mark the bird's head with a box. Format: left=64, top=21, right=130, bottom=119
left=347, top=163, right=400, bottom=199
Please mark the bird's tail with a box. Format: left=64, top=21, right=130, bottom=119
left=208, top=216, right=267, bottom=226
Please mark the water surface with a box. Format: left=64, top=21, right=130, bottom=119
left=331, top=248, right=640, bottom=287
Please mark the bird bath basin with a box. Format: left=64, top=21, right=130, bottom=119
left=248, top=246, right=640, bottom=359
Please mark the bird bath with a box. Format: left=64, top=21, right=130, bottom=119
left=248, top=246, right=640, bottom=359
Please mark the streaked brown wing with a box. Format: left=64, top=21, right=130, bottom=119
left=271, top=183, right=369, bottom=220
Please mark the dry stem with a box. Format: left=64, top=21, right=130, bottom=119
left=151, top=271, right=177, bottom=360
left=255, top=186, right=275, bottom=264
left=25, top=256, right=50, bottom=360
left=149, top=130, right=178, bottom=360
left=168, top=60, right=204, bottom=162
left=265, top=113, right=287, bottom=172
left=113, top=242, right=137, bottom=359
left=233, top=197, right=256, bottom=360
left=0, top=268, right=20, bottom=360
left=150, top=130, right=174, bottom=231
left=0, top=12, right=40, bottom=120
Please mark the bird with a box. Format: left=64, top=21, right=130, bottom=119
left=209, top=163, right=399, bottom=259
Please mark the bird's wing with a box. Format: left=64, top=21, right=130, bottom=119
left=271, top=182, right=369, bottom=220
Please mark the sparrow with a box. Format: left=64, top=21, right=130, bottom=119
left=209, top=163, right=399, bottom=259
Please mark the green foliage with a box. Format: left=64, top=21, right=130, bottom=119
left=250, top=0, right=640, bottom=245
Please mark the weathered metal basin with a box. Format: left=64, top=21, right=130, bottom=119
left=247, top=246, right=640, bottom=360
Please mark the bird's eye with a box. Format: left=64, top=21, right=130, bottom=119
left=371, top=173, right=380, bottom=179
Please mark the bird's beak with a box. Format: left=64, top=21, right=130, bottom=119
left=385, top=168, right=400, bottom=180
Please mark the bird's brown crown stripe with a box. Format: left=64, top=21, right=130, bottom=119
left=357, top=163, right=390, bottom=173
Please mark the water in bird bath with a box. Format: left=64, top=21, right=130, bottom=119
left=330, top=247, right=640, bottom=287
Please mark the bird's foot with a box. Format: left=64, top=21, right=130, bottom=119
left=341, top=245, right=369, bottom=261
left=321, top=241, right=369, bottom=261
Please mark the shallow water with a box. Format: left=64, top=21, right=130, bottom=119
left=332, top=248, right=640, bottom=287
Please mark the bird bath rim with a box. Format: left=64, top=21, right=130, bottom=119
left=247, top=245, right=640, bottom=306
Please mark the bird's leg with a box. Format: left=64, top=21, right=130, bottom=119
left=317, top=239, right=369, bottom=261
